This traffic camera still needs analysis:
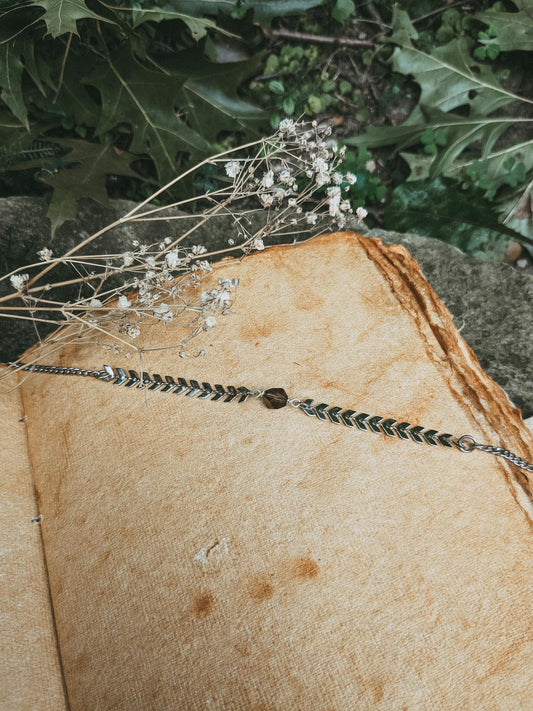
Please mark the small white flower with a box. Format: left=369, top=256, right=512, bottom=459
left=37, top=247, right=53, bottom=261
left=225, top=160, right=241, bottom=178
left=90, top=298, right=103, bottom=308
left=132, top=239, right=139, bottom=247
left=260, top=193, right=274, bottom=207
left=165, top=249, right=180, bottom=269
left=332, top=172, right=343, bottom=185
left=253, top=237, right=265, bottom=251
left=312, top=156, right=329, bottom=173
left=191, top=245, right=207, bottom=255
left=288, top=198, right=297, bottom=207
left=327, top=186, right=342, bottom=217
left=228, top=238, right=235, bottom=246
left=305, top=212, right=318, bottom=225
left=122, top=252, right=134, bottom=268
left=340, top=200, right=352, bottom=212
left=203, top=316, right=217, bottom=330
left=278, top=118, right=296, bottom=134
left=126, top=324, right=140, bottom=338
left=145, top=256, right=156, bottom=268
left=153, top=304, right=173, bottom=323
left=164, top=237, right=171, bottom=245
left=198, top=260, right=212, bottom=272
left=118, top=295, right=131, bottom=309
left=261, top=170, right=274, bottom=189
left=10, top=273, right=29, bottom=291
left=345, top=172, right=357, bottom=185
left=365, top=160, right=376, bottom=173
left=315, top=171, right=331, bottom=187
left=356, top=207, right=368, bottom=222
left=279, top=169, right=292, bottom=184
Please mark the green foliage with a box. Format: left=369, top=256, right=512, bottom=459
left=385, top=178, right=516, bottom=261
left=345, top=5, right=533, bottom=251
left=341, top=147, right=386, bottom=206
left=250, top=42, right=355, bottom=127
left=474, top=1, right=533, bottom=52
left=331, top=0, right=354, bottom=24
left=0, top=0, right=325, bottom=233
left=28, top=0, right=114, bottom=37
left=165, top=0, right=324, bottom=28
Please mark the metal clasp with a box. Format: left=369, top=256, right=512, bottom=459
left=455, top=434, right=477, bottom=452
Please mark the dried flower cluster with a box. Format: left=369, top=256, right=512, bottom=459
left=0, top=121, right=367, bottom=368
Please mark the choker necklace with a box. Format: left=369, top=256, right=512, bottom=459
left=9, top=361, right=533, bottom=474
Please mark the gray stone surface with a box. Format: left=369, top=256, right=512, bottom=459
left=1, top=197, right=531, bottom=417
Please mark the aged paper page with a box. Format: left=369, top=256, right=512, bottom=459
left=0, top=372, right=68, bottom=710
left=19, top=233, right=533, bottom=710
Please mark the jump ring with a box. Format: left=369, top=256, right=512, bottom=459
left=456, top=434, right=477, bottom=453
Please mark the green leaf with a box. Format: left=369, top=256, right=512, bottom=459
left=28, top=0, right=114, bottom=37
left=388, top=10, right=531, bottom=116
left=0, top=43, right=28, bottom=128
left=454, top=139, right=533, bottom=196
left=384, top=177, right=511, bottom=261
left=474, top=8, right=533, bottom=52
left=268, top=79, right=285, bottom=95
left=332, top=0, right=354, bottom=24
left=163, top=0, right=324, bottom=28
left=155, top=49, right=267, bottom=144
left=486, top=43, right=500, bottom=60
left=128, top=6, right=221, bottom=40
left=41, top=138, right=143, bottom=234
left=84, top=48, right=212, bottom=185
left=282, top=96, right=295, bottom=115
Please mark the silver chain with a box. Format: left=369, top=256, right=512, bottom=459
left=9, top=362, right=533, bottom=474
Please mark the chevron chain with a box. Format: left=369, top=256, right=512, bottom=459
left=10, top=362, right=533, bottom=474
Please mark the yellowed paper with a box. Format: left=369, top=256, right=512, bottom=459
left=0, top=372, right=68, bottom=710
left=16, top=233, right=533, bottom=709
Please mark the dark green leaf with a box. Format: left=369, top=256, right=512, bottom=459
left=268, top=80, right=284, bottom=95
left=486, top=43, right=500, bottom=60
left=128, top=6, right=221, bottom=40
left=163, top=0, right=324, bottom=28
left=475, top=7, right=533, bottom=52
left=384, top=177, right=511, bottom=261
left=42, top=138, right=143, bottom=234
left=28, top=0, right=115, bottom=37
left=84, top=49, right=212, bottom=185
left=332, top=0, right=354, bottom=24
left=0, top=44, right=28, bottom=128
left=155, top=49, right=267, bottom=144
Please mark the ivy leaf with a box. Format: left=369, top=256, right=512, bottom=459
left=28, top=0, right=114, bottom=37
left=165, top=0, right=324, bottom=28
left=475, top=6, right=533, bottom=52
left=41, top=138, right=143, bottom=234
left=389, top=8, right=528, bottom=115
left=84, top=48, right=212, bottom=185
left=0, top=44, right=28, bottom=129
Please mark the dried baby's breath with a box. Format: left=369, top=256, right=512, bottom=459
left=0, top=121, right=365, bottom=371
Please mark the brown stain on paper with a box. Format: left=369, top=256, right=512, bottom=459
left=292, top=557, right=320, bottom=580
left=248, top=577, right=275, bottom=602
left=192, top=592, right=214, bottom=619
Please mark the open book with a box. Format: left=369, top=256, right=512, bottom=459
left=3, top=232, right=533, bottom=710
